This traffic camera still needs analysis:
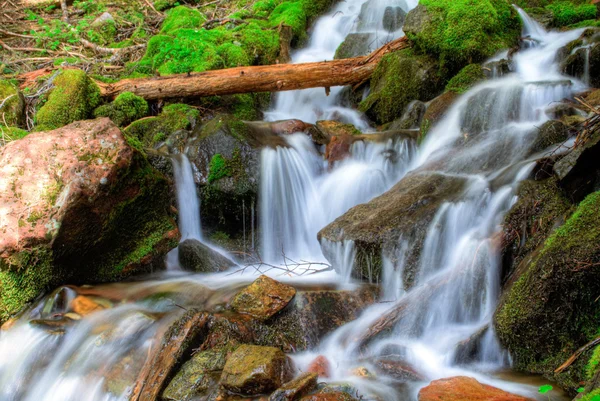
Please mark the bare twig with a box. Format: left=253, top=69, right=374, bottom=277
left=228, top=250, right=333, bottom=277
left=61, top=0, right=70, bottom=24
left=0, top=28, right=36, bottom=39
left=555, top=336, right=600, bottom=373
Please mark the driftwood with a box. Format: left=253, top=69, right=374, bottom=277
left=97, top=37, right=410, bottom=100
left=555, top=336, right=600, bottom=374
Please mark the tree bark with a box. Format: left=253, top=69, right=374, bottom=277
left=97, top=37, right=409, bottom=100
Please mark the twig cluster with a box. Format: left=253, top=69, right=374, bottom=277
left=229, top=249, right=334, bottom=277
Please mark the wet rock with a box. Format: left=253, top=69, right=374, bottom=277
left=316, top=121, right=361, bottom=137
left=483, top=59, right=513, bottom=79
left=418, top=376, right=533, bottom=401
left=350, top=366, right=374, bottom=379
left=420, top=92, right=460, bottom=143
left=359, top=49, right=443, bottom=125
left=553, top=128, right=600, bottom=202
left=528, top=120, right=569, bottom=155
left=561, top=42, right=600, bottom=87
left=178, top=239, right=236, bottom=273
left=269, top=372, right=318, bottom=401
left=374, top=359, right=424, bottom=382
left=162, top=348, right=229, bottom=401
left=387, top=101, right=427, bottom=131
left=451, top=325, right=490, bottom=365
left=382, top=6, right=406, bottom=33
left=334, top=33, right=373, bottom=60
left=220, top=344, right=294, bottom=395
left=325, top=135, right=354, bottom=165
left=230, top=275, right=296, bottom=320
left=71, top=295, right=105, bottom=316
left=545, top=103, right=580, bottom=120
left=319, top=172, right=466, bottom=287
left=300, top=392, right=357, bottom=401
left=0, top=118, right=177, bottom=323
left=307, top=355, right=331, bottom=378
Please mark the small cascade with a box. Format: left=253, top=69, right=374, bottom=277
left=171, top=154, right=202, bottom=241
left=260, top=134, right=415, bottom=263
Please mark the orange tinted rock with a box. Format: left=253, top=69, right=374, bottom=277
left=418, top=376, right=534, bottom=401
left=300, top=392, right=356, bottom=401
left=230, top=275, right=296, bottom=321
left=325, top=135, right=354, bottom=165
left=307, top=355, right=331, bottom=378
left=71, top=295, right=105, bottom=316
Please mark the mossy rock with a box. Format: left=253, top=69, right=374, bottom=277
left=161, top=6, right=207, bottom=34
left=230, top=275, right=296, bottom=321
left=387, top=100, right=427, bottom=131
left=445, top=64, right=486, bottom=94
left=334, top=33, right=373, bottom=59
left=562, top=43, right=600, bottom=88
left=495, top=190, right=600, bottom=393
left=529, top=120, right=569, bottom=154
left=36, top=70, right=101, bottom=130
left=87, top=12, right=117, bottom=46
left=359, top=49, right=443, bottom=125
left=403, top=0, right=521, bottom=75
left=0, top=79, right=25, bottom=127
left=419, top=91, right=460, bottom=144
left=94, top=92, right=149, bottom=127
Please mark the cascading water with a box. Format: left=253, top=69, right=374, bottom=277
left=171, top=154, right=202, bottom=241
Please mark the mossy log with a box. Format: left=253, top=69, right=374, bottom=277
left=97, top=37, right=409, bottom=100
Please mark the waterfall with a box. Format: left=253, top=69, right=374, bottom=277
left=171, top=154, right=202, bottom=241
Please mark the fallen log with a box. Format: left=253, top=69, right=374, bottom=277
left=97, top=37, right=410, bottom=100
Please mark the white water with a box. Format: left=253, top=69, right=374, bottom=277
left=0, top=5, right=587, bottom=401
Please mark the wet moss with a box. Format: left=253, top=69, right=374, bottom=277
left=94, top=91, right=149, bottom=127
left=587, top=346, right=600, bottom=380
left=270, top=1, right=308, bottom=41
left=208, top=154, right=231, bottom=183
left=445, top=64, right=486, bottom=94
left=36, top=70, right=101, bottom=130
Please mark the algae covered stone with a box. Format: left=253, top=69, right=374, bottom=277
left=36, top=70, right=101, bottom=130
left=231, top=275, right=296, bottom=320
left=94, top=92, right=149, bottom=127
left=220, top=344, right=294, bottom=395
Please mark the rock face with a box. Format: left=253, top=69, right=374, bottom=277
left=0, top=118, right=177, bottom=323
left=177, top=239, right=236, bottom=272
left=359, top=49, right=443, bottom=125
left=418, top=376, right=533, bottom=401
left=220, top=344, right=294, bottom=395
left=230, top=275, right=296, bottom=320
left=319, top=172, right=466, bottom=287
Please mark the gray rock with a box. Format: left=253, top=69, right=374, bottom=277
left=178, top=239, right=236, bottom=272
left=334, top=33, right=373, bottom=60
left=383, top=6, right=406, bottom=33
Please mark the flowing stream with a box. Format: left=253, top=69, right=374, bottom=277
left=0, top=3, right=587, bottom=401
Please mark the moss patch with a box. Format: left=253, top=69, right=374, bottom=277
left=36, top=70, right=101, bottom=130
left=94, top=91, right=149, bottom=127
left=0, top=79, right=25, bottom=127
left=445, top=63, right=486, bottom=94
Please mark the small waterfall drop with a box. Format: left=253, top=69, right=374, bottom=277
left=171, top=154, right=202, bottom=241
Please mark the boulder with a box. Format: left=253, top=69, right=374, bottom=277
left=269, top=372, right=319, bottom=401
left=162, top=348, right=229, bottom=401
left=495, top=190, right=600, bottom=392
left=382, top=6, right=406, bottom=32
left=0, top=118, right=177, bottom=323
left=307, top=355, right=331, bottom=378
left=220, top=344, right=294, bottom=395
left=553, top=128, right=600, bottom=202
left=0, top=79, right=25, bottom=128
left=230, top=275, right=296, bottom=320
left=359, top=49, right=443, bottom=125
left=177, top=239, right=236, bottom=273
left=334, top=33, right=373, bottom=60
left=319, top=172, right=466, bottom=287
left=418, top=376, right=533, bottom=401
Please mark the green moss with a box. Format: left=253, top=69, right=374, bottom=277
left=445, top=63, right=485, bottom=94
left=270, top=1, right=308, bottom=40
left=580, top=389, right=600, bottom=401
left=237, top=21, right=280, bottom=65
left=87, top=18, right=117, bottom=46
left=197, top=93, right=269, bottom=121
left=0, top=247, right=55, bottom=323
left=217, top=43, right=251, bottom=68
left=0, top=126, right=29, bottom=142
left=160, top=6, right=206, bottom=34
left=94, top=92, right=149, bottom=127
left=407, top=0, right=521, bottom=74
left=546, top=1, right=597, bottom=27
left=0, top=79, right=25, bottom=127
left=587, top=346, right=600, bottom=380
left=359, top=49, right=442, bottom=124
left=36, top=70, right=101, bottom=130
left=208, top=154, right=232, bottom=183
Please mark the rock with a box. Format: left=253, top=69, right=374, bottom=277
left=220, top=344, right=294, bottom=395
left=382, top=6, right=406, bottom=32
left=445, top=64, right=486, bottom=94
left=269, top=372, right=318, bottom=401
left=451, top=325, right=490, bottom=365
left=388, top=101, right=427, bottom=130
left=0, top=79, right=25, bottom=128
left=131, top=310, right=210, bottom=401
left=418, top=376, right=533, bottom=401
left=0, top=118, right=177, bottom=323
left=316, top=121, right=361, bottom=137
left=483, top=59, right=513, bottom=79
left=544, top=103, right=580, bottom=120
left=230, top=275, right=296, bottom=320
left=71, top=295, right=105, bottom=316
left=495, top=189, right=600, bottom=392
left=325, top=135, right=354, bottom=165
left=420, top=92, right=460, bottom=143
left=36, top=70, right=101, bottom=130
left=359, top=49, right=443, bottom=125
left=374, top=359, right=424, bottom=382
left=319, top=172, right=466, bottom=287
left=162, top=348, right=229, bottom=401
left=528, top=120, right=569, bottom=154
left=404, top=2, right=521, bottom=73
left=334, top=33, right=373, bottom=60
left=553, top=128, right=600, bottom=202
left=300, top=392, right=357, bottom=401
left=350, top=367, right=374, bottom=379
left=307, top=355, right=331, bottom=378
left=178, top=239, right=236, bottom=273
left=561, top=42, right=600, bottom=88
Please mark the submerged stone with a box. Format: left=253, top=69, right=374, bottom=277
left=230, top=275, right=296, bottom=320
left=220, top=344, right=294, bottom=395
